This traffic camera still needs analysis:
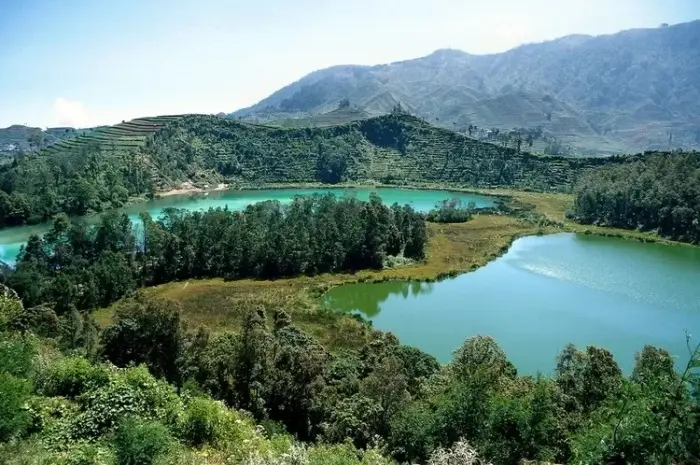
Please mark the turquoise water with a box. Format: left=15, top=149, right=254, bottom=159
left=325, top=233, right=700, bottom=374
left=0, top=187, right=495, bottom=265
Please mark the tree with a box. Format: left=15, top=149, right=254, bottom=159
left=101, top=297, right=186, bottom=385
left=451, top=335, right=516, bottom=386
left=232, top=308, right=270, bottom=416
left=361, top=355, right=410, bottom=436
left=555, top=344, right=622, bottom=417
left=267, top=323, right=328, bottom=439
left=631, top=345, right=677, bottom=385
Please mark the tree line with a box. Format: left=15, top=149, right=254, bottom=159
left=572, top=152, right=700, bottom=243
left=4, top=194, right=427, bottom=312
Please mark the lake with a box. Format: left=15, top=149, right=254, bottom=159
left=0, top=187, right=495, bottom=265
left=325, top=233, right=700, bottom=374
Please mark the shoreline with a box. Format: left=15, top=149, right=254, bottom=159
left=157, top=182, right=230, bottom=197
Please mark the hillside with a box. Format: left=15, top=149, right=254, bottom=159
left=146, top=111, right=629, bottom=193
left=0, top=115, right=193, bottom=225
left=0, top=125, right=81, bottom=157
left=232, top=20, right=700, bottom=155
left=271, top=107, right=371, bottom=128
left=0, top=111, right=637, bottom=228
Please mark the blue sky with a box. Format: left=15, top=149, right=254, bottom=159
left=1, top=0, right=699, bottom=128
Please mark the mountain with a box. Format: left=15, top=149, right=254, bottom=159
left=232, top=21, right=700, bottom=155
left=0, top=111, right=638, bottom=228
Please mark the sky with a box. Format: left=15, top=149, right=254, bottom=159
left=1, top=0, right=699, bottom=128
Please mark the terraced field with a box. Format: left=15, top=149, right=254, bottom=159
left=39, top=115, right=193, bottom=157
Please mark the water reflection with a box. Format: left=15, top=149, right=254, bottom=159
left=325, top=281, right=435, bottom=317
left=323, top=233, right=700, bottom=374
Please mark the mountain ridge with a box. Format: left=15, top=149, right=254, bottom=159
left=232, top=20, right=700, bottom=155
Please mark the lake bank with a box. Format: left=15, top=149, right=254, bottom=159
left=325, top=232, right=700, bottom=374
left=93, top=214, right=539, bottom=344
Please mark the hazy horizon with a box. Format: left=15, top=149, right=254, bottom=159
left=1, top=0, right=699, bottom=128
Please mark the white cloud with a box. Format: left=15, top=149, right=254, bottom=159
left=52, top=97, right=88, bottom=127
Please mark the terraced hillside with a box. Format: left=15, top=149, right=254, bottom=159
left=0, top=115, right=195, bottom=226
left=0, top=125, right=79, bottom=157
left=0, top=111, right=638, bottom=228
left=270, top=107, right=372, bottom=128
left=40, top=115, right=189, bottom=156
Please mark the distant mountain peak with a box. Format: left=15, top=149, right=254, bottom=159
left=231, top=20, right=700, bottom=154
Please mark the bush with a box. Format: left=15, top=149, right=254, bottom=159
left=10, top=304, right=61, bottom=339
left=0, top=290, right=24, bottom=332
left=70, top=365, right=182, bottom=439
left=0, top=373, right=31, bottom=442
left=0, top=334, right=37, bottom=379
left=426, top=199, right=476, bottom=223
left=180, top=397, right=222, bottom=447
left=114, top=418, right=172, bottom=465
left=40, top=357, right=110, bottom=398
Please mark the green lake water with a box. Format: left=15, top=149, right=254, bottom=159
left=325, top=233, right=700, bottom=374
left=0, top=187, right=495, bottom=265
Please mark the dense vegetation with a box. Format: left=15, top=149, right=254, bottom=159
left=426, top=199, right=476, bottom=223
left=0, top=116, right=185, bottom=227
left=0, top=188, right=697, bottom=464
left=0, top=111, right=624, bottom=229
left=5, top=194, right=425, bottom=312
left=1, top=279, right=698, bottom=464
left=572, top=153, right=700, bottom=243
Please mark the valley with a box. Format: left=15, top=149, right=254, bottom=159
left=2, top=22, right=700, bottom=463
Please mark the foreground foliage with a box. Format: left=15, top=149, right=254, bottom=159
left=1, top=280, right=699, bottom=464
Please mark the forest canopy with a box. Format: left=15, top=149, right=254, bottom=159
left=572, top=153, right=700, bottom=243
left=4, top=194, right=427, bottom=311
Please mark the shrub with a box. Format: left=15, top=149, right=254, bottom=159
left=40, top=357, right=110, bottom=398
left=427, top=438, right=491, bottom=465
left=0, top=288, right=23, bottom=332
left=180, top=397, right=222, bottom=447
left=426, top=199, right=476, bottom=223
left=70, top=365, right=182, bottom=439
left=0, top=373, right=31, bottom=442
left=0, top=333, right=37, bottom=379
left=114, top=418, right=172, bottom=465
left=10, top=304, right=61, bottom=339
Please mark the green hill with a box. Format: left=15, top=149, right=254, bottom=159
left=0, top=111, right=639, bottom=228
